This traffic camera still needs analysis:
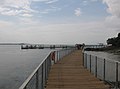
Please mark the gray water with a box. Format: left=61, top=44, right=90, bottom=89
left=0, top=45, right=52, bottom=89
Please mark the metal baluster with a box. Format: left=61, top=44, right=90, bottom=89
left=85, top=53, right=87, bottom=68
left=116, top=62, right=119, bottom=89
left=83, top=53, right=84, bottom=66
left=95, top=56, right=97, bottom=78
left=36, top=70, right=39, bottom=89
left=103, top=59, right=105, bottom=81
left=41, top=64, right=44, bottom=89
left=90, top=55, right=91, bottom=72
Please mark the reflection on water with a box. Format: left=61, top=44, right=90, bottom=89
left=0, top=45, right=52, bottom=89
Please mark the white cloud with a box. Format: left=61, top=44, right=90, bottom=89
left=103, top=0, right=120, bottom=18
left=0, top=0, right=35, bottom=17
left=0, top=20, right=13, bottom=28
left=21, top=14, right=33, bottom=17
left=74, top=8, right=82, bottom=16
left=32, top=0, right=59, bottom=4
left=32, top=0, right=49, bottom=1
left=103, top=0, right=120, bottom=31
left=0, top=19, right=117, bottom=44
left=40, top=6, right=61, bottom=14
left=83, top=1, right=88, bottom=5
left=91, top=0, right=98, bottom=2
left=46, top=0, right=58, bottom=4
left=0, top=0, right=59, bottom=17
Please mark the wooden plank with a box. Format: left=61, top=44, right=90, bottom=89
left=46, top=50, right=110, bottom=89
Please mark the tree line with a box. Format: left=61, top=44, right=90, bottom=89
left=107, top=33, right=120, bottom=47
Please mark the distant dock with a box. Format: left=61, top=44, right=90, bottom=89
left=21, top=44, right=75, bottom=49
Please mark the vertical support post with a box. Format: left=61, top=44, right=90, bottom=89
left=36, top=70, right=39, bottom=89
left=90, top=55, right=91, bottom=72
left=116, top=62, right=119, bottom=89
left=57, top=51, right=58, bottom=62
left=41, top=64, right=44, bottom=89
left=45, top=60, right=47, bottom=85
left=57, top=51, right=59, bottom=61
left=103, top=59, right=106, bottom=81
left=24, top=86, right=27, bottom=89
left=83, top=52, right=84, bottom=66
left=85, top=53, right=87, bottom=68
left=46, top=58, right=48, bottom=78
left=95, top=56, right=97, bottom=78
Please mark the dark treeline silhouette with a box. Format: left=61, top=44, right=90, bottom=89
left=107, top=33, right=120, bottom=47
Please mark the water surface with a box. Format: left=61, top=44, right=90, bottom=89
left=0, top=45, right=52, bottom=89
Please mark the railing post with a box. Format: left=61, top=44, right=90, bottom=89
left=95, top=56, right=97, bottom=78
left=36, top=70, right=39, bottom=89
left=45, top=60, right=47, bottom=86
left=57, top=51, right=59, bottom=61
left=90, top=55, right=91, bottom=72
left=83, top=52, right=84, bottom=66
left=116, top=62, right=119, bottom=89
left=24, top=86, right=27, bottom=89
left=47, top=58, right=49, bottom=78
left=41, top=64, right=44, bottom=89
left=103, top=59, right=105, bottom=81
left=85, top=53, right=87, bottom=68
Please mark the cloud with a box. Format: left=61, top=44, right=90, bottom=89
left=103, top=0, right=120, bottom=31
left=40, top=6, right=61, bottom=14
left=0, top=0, right=59, bottom=17
left=32, top=0, right=59, bottom=4
left=83, top=1, right=88, bottom=5
left=91, top=0, right=98, bottom=2
left=21, top=14, right=33, bottom=17
left=0, top=20, right=13, bottom=28
left=103, top=0, right=120, bottom=18
left=46, top=0, right=59, bottom=4
left=74, top=8, right=82, bottom=16
left=0, top=19, right=117, bottom=44
left=0, top=0, right=35, bottom=17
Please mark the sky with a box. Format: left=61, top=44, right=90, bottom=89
left=0, top=0, right=120, bottom=45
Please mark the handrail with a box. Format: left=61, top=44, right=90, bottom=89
left=83, top=52, right=120, bottom=89
left=19, top=48, right=75, bottom=89
left=84, top=51, right=120, bottom=63
left=19, top=51, right=52, bottom=89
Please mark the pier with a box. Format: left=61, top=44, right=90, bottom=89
left=46, top=50, right=109, bottom=89
left=21, top=44, right=75, bottom=49
left=19, top=49, right=120, bottom=89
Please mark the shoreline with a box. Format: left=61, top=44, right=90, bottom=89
left=85, top=47, right=120, bottom=55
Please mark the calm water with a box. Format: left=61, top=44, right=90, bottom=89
left=0, top=45, right=52, bottom=89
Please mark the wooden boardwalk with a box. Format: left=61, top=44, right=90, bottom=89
left=46, top=50, right=110, bottom=89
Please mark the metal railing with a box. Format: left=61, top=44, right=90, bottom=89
left=19, top=49, right=74, bottom=89
left=83, top=52, right=120, bottom=89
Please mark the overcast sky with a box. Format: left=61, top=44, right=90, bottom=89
left=0, top=0, right=120, bottom=45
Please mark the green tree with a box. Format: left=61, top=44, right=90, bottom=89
left=107, top=33, right=120, bottom=47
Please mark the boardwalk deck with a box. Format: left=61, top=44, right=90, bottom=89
left=46, top=50, right=110, bottom=89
